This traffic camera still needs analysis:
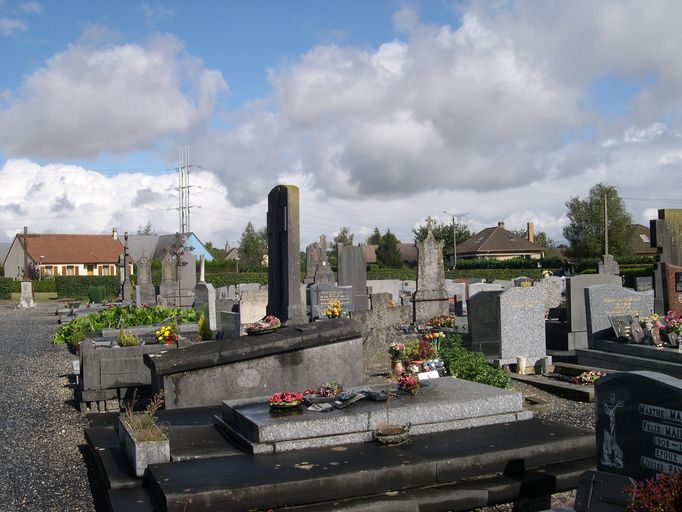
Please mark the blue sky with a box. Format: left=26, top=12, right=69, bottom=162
left=2, top=1, right=682, bottom=248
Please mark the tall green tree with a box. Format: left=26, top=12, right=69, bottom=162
left=238, top=222, right=267, bottom=271
left=204, top=241, right=227, bottom=260
left=375, top=229, right=402, bottom=268
left=366, top=227, right=382, bottom=245
left=329, top=227, right=354, bottom=267
left=563, top=183, right=633, bottom=258
left=412, top=217, right=471, bottom=258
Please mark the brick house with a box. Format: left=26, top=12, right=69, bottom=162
left=3, top=231, right=127, bottom=279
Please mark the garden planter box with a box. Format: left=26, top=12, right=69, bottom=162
left=117, top=416, right=169, bottom=477
left=79, top=338, right=194, bottom=403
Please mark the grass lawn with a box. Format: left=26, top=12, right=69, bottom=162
left=10, top=292, right=59, bottom=302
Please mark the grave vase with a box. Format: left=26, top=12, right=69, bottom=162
left=117, top=416, right=170, bottom=477
left=391, top=360, right=404, bottom=377
left=666, top=332, right=679, bottom=347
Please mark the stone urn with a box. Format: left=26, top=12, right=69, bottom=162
left=390, top=360, right=404, bottom=377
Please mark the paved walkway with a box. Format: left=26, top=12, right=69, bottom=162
left=0, top=302, right=103, bottom=511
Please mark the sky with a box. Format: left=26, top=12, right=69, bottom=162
left=2, top=1, right=682, bottom=250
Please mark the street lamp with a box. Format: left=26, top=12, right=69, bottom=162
left=442, top=211, right=469, bottom=271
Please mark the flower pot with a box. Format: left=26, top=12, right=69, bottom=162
left=117, top=416, right=170, bottom=477
left=391, top=360, right=404, bottom=377
left=372, top=422, right=411, bottom=446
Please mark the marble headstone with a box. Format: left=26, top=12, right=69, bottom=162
left=18, top=281, right=35, bottom=308
left=662, top=262, right=682, bottom=316
left=135, top=256, right=156, bottom=306
left=535, top=276, right=563, bottom=317
left=307, top=283, right=353, bottom=319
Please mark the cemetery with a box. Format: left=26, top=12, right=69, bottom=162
left=5, top=190, right=682, bottom=511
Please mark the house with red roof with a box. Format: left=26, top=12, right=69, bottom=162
left=450, top=221, right=545, bottom=261
left=2, top=230, right=127, bottom=279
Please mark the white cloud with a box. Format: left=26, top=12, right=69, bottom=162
left=19, top=2, right=42, bottom=14
left=0, top=34, right=228, bottom=159
left=0, top=17, right=28, bottom=36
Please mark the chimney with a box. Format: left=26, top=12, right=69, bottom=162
left=112, top=228, right=118, bottom=240
left=527, top=222, right=534, bottom=243
left=497, top=221, right=505, bottom=229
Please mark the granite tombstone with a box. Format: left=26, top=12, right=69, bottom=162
left=596, top=371, right=682, bottom=480
left=586, top=285, right=654, bottom=344
left=337, top=244, right=369, bottom=312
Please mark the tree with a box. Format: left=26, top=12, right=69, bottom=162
left=136, top=222, right=157, bottom=236
left=413, top=217, right=471, bottom=258
left=238, top=222, right=267, bottom=271
left=332, top=227, right=354, bottom=258
left=563, top=183, right=633, bottom=258
left=366, top=227, right=382, bottom=245
left=204, top=241, right=227, bottom=260
left=375, top=229, right=402, bottom=268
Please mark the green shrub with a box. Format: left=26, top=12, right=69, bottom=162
left=0, top=278, right=11, bottom=300
left=55, top=276, right=120, bottom=300
left=197, top=312, right=213, bottom=341
left=116, top=329, right=140, bottom=347
left=204, top=272, right=269, bottom=287
left=439, top=333, right=511, bottom=389
left=621, top=265, right=655, bottom=288
left=88, top=285, right=107, bottom=303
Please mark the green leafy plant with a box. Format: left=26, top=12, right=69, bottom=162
left=197, top=312, right=213, bottom=341
left=116, top=329, right=140, bottom=347
left=439, top=333, right=511, bottom=389
left=53, top=305, right=197, bottom=346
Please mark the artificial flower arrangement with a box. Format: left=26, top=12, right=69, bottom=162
left=428, top=315, right=457, bottom=328
left=304, top=382, right=343, bottom=398
left=397, top=375, right=420, bottom=395
left=155, top=323, right=179, bottom=345
left=572, top=370, right=606, bottom=386
left=325, top=300, right=344, bottom=318
left=422, top=331, right=445, bottom=358
left=387, top=342, right=406, bottom=361
left=268, top=391, right=304, bottom=408
left=519, top=280, right=532, bottom=288
left=245, top=315, right=281, bottom=334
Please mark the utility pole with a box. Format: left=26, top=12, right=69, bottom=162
left=442, top=211, right=468, bottom=270
left=22, top=226, right=28, bottom=281
left=603, top=192, right=609, bottom=255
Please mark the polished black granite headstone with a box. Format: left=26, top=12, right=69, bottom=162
left=596, top=371, right=682, bottom=480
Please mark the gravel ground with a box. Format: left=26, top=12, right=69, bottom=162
left=0, top=302, right=104, bottom=512
left=0, top=303, right=596, bottom=512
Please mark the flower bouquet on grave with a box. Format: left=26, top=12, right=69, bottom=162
left=268, top=391, right=304, bottom=410
left=397, top=375, right=420, bottom=396
left=572, top=370, right=606, bottom=386
left=155, top=322, right=179, bottom=345
left=303, top=382, right=343, bottom=404
left=325, top=300, right=348, bottom=318
left=245, top=315, right=281, bottom=335
left=656, top=311, right=682, bottom=347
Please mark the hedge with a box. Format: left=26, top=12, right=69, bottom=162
left=366, top=268, right=548, bottom=282
left=0, top=278, right=10, bottom=300
left=55, top=276, right=121, bottom=300
left=621, top=265, right=655, bottom=288
left=454, top=256, right=564, bottom=270
left=205, top=272, right=269, bottom=287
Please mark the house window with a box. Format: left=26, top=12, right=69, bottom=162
left=43, top=266, right=53, bottom=277
left=640, top=234, right=650, bottom=243
left=101, top=266, right=110, bottom=276
left=64, top=265, right=77, bottom=276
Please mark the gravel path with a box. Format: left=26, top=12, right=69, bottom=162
left=0, top=302, right=102, bottom=511
left=0, top=303, right=596, bottom=511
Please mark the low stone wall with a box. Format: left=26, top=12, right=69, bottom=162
left=146, top=319, right=365, bottom=409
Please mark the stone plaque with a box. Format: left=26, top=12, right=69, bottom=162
left=635, top=276, right=653, bottom=292
left=596, top=371, right=682, bottom=480
left=662, top=263, right=682, bottom=316
left=608, top=315, right=633, bottom=340
left=676, top=272, right=682, bottom=293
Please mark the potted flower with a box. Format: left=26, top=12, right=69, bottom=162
left=117, top=393, right=169, bottom=477
left=155, top=323, right=179, bottom=345
left=387, top=342, right=406, bottom=376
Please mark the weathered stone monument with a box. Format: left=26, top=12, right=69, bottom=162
left=413, top=225, right=448, bottom=322
left=134, top=255, right=156, bottom=306
left=535, top=276, right=563, bottom=317
left=18, top=281, right=35, bottom=309
left=337, top=244, right=369, bottom=312
left=266, top=184, right=306, bottom=325
left=158, top=248, right=176, bottom=305
left=308, top=283, right=353, bottom=320
left=304, top=235, right=334, bottom=285
left=651, top=208, right=682, bottom=314
left=194, top=256, right=217, bottom=331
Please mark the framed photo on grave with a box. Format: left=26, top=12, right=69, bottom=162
left=675, top=272, right=682, bottom=293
